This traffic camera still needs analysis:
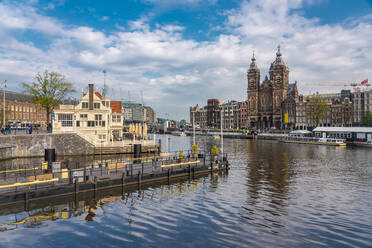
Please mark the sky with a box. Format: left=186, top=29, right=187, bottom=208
left=0, top=0, right=371, bottom=120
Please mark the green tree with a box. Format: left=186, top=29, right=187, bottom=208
left=363, top=110, right=372, bottom=126
left=306, top=95, right=330, bottom=127
left=22, top=70, right=75, bottom=124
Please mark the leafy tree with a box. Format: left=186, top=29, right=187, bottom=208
left=363, top=110, right=372, bottom=126
left=305, top=95, right=330, bottom=127
left=22, top=70, right=75, bottom=124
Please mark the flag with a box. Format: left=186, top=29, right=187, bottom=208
left=361, top=78, right=368, bottom=85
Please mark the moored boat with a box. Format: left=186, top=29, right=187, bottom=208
left=353, top=140, right=372, bottom=148
left=279, top=130, right=346, bottom=146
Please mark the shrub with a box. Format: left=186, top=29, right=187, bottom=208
left=211, top=145, right=219, bottom=156
left=192, top=144, right=198, bottom=154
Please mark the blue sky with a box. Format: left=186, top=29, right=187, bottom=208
left=0, top=0, right=371, bottom=120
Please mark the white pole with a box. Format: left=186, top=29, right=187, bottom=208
left=193, top=111, right=195, bottom=145
left=221, top=108, right=223, bottom=159
left=2, top=80, right=6, bottom=127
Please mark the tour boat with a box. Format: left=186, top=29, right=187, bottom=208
left=179, top=132, right=187, bottom=136
left=279, top=130, right=346, bottom=146
left=353, top=140, right=372, bottom=148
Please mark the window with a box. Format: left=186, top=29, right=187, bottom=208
left=80, top=114, right=87, bottom=119
left=76, top=121, right=80, bottom=127
left=95, top=114, right=102, bottom=121
left=82, top=102, right=88, bottom=108
left=58, top=114, right=73, bottom=127
left=88, top=121, right=95, bottom=127
left=94, top=103, right=100, bottom=109
left=101, top=121, right=105, bottom=127
left=112, top=115, right=121, bottom=122
left=98, top=134, right=106, bottom=140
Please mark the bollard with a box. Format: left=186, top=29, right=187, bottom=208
left=138, top=171, right=142, bottom=185
left=75, top=180, right=79, bottom=194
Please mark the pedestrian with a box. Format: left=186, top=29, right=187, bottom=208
left=29, top=124, right=33, bottom=134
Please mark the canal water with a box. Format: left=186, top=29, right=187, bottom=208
left=0, top=135, right=371, bottom=247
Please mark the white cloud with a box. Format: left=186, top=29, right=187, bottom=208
left=0, top=0, right=371, bottom=119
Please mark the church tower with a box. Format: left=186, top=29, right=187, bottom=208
left=269, top=46, right=289, bottom=113
left=247, top=52, right=260, bottom=116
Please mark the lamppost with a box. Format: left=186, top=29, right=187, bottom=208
left=220, top=108, right=223, bottom=160
left=1, top=80, right=6, bottom=127
left=192, top=111, right=195, bottom=145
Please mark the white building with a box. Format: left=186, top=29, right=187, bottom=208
left=53, top=84, right=123, bottom=145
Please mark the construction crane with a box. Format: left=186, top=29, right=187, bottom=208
left=303, top=82, right=370, bottom=87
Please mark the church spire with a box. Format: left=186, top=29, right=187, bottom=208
left=276, top=45, right=281, bottom=57
left=249, top=50, right=258, bottom=70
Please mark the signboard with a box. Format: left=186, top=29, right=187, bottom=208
left=52, top=162, right=61, bottom=173
left=284, top=113, right=289, bottom=124
left=42, top=161, right=48, bottom=170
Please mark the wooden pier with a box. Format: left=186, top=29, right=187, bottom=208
left=0, top=151, right=229, bottom=206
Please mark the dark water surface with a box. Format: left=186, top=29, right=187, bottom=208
left=0, top=135, right=371, bottom=247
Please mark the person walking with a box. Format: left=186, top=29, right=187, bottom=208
left=29, top=124, right=33, bottom=134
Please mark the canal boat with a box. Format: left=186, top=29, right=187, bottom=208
left=353, top=140, right=372, bottom=148
left=280, top=130, right=347, bottom=146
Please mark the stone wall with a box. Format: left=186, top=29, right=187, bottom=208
left=0, top=133, right=95, bottom=159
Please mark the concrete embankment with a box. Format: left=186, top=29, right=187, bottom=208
left=0, top=133, right=94, bottom=160
left=0, top=133, right=159, bottom=160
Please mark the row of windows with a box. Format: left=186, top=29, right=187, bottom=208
left=81, top=102, right=101, bottom=109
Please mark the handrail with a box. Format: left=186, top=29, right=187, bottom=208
left=0, top=178, right=59, bottom=189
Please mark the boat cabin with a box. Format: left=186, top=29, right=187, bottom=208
left=312, top=127, right=372, bottom=142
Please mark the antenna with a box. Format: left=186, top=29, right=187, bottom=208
left=102, top=70, right=107, bottom=98
left=141, top=90, right=145, bottom=106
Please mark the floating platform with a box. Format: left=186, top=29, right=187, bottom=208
left=0, top=152, right=229, bottom=206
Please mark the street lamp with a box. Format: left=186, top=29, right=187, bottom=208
left=1, top=80, right=6, bottom=127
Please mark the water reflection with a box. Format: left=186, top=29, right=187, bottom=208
left=0, top=136, right=371, bottom=248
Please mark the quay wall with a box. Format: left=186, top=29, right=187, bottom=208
left=0, top=133, right=94, bottom=160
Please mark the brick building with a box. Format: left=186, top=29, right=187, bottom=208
left=0, top=90, right=47, bottom=126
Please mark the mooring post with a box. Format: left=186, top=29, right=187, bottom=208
left=131, top=164, right=133, bottom=176
left=142, top=163, right=144, bottom=175
left=75, top=179, right=79, bottom=194
left=138, top=171, right=142, bottom=185
left=122, top=172, right=125, bottom=185
left=94, top=177, right=97, bottom=198
left=188, top=165, right=191, bottom=176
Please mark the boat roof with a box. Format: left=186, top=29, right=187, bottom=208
left=290, top=130, right=312, bottom=134
left=313, top=127, right=372, bottom=133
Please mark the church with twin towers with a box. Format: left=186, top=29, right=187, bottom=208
left=246, top=46, right=298, bottom=129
